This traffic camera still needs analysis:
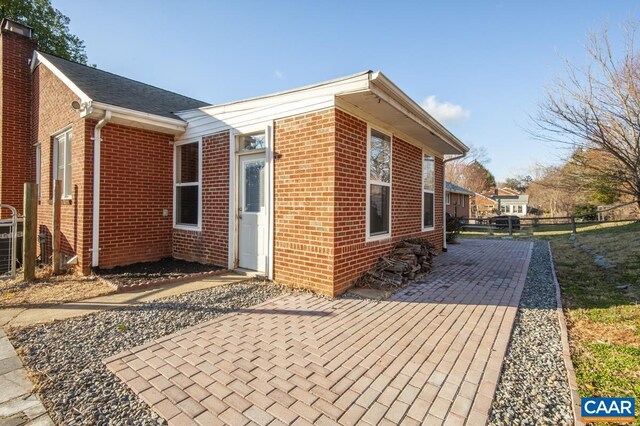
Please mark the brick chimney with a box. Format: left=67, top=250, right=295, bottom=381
left=0, top=19, right=36, bottom=213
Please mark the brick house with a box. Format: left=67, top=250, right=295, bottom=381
left=0, top=19, right=467, bottom=296
left=470, top=192, right=498, bottom=218
left=445, top=182, right=472, bottom=218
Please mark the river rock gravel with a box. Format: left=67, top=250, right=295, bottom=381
left=9, top=280, right=286, bottom=425
left=488, top=240, right=574, bottom=425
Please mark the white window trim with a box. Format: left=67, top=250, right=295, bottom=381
left=52, top=128, right=72, bottom=200
left=366, top=125, right=392, bottom=241
left=35, top=143, right=41, bottom=201
left=422, top=151, right=435, bottom=232
left=445, top=191, right=451, bottom=205
left=173, top=138, right=202, bottom=231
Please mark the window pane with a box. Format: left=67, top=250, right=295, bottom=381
left=370, top=184, right=390, bottom=235
left=64, top=133, right=72, bottom=197
left=370, top=129, right=391, bottom=183
left=244, top=160, right=265, bottom=212
left=176, top=186, right=198, bottom=225
left=423, top=155, right=435, bottom=192
left=423, top=192, right=434, bottom=228
left=178, top=143, right=199, bottom=183
left=57, top=137, right=64, bottom=182
left=240, top=134, right=265, bottom=151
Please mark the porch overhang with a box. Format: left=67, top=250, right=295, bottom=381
left=336, top=72, right=469, bottom=156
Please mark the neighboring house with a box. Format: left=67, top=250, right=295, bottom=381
left=0, top=19, right=467, bottom=296
left=445, top=182, right=473, bottom=218
left=492, top=188, right=529, bottom=217
left=471, top=192, right=498, bottom=218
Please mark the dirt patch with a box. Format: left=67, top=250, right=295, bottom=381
left=0, top=267, right=115, bottom=308
left=95, top=257, right=223, bottom=289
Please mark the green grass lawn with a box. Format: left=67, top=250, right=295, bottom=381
left=549, top=222, right=639, bottom=425
left=461, top=221, right=639, bottom=424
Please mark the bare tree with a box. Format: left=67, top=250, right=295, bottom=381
left=445, top=145, right=495, bottom=193
left=527, top=164, right=590, bottom=216
left=533, top=22, right=640, bottom=209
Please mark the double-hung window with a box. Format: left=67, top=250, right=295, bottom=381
left=175, top=140, right=201, bottom=228
left=53, top=130, right=72, bottom=199
left=446, top=192, right=451, bottom=205
left=423, top=154, right=435, bottom=229
left=368, top=128, right=391, bottom=238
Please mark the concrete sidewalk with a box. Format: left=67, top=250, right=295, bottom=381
left=0, top=328, right=52, bottom=425
left=0, top=272, right=250, bottom=329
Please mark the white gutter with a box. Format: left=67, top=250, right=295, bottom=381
left=92, top=110, right=111, bottom=267
left=90, top=102, right=187, bottom=128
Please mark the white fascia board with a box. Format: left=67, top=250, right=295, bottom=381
left=89, top=102, right=187, bottom=134
left=175, top=72, right=371, bottom=119
left=31, top=51, right=92, bottom=103
left=369, top=72, right=469, bottom=155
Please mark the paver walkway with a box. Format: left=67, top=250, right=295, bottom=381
left=0, top=272, right=249, bottom=328
left=105, top=239, right=532, bottom=425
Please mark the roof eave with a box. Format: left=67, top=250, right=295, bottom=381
left=369, top=72, right=469, bottom=155
left=32, top=52, right=186, bottom=135
left=32, top=51, right=91, bottom=103
left=86, top=102, right=187, bottom=135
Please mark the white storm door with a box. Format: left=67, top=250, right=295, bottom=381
left=238, top=153, right=267, bottom=272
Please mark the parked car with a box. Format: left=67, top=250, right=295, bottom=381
left=488, top=215, right=521, bottom=230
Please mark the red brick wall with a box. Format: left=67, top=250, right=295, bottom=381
left=32, top=65, right=89, bottom=270
left=446, top=192, right=470, bottom=218
left=173, top=131, right=229, bottom=266
left=271, top=108, right=445, bottom=296
left=34, top=66, right=177, bottom=273
left=332, top=109, right=444, bottom=296
left=97, top=122, right=174, bottom=268
left=0, top=27, right=36, bottom=214
left=273, top=109, right=336, bottom=294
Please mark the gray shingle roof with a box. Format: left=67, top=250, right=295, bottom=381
left=445, top=181, right=474, bottom=195
left=39, top=52, right=209, bottom=120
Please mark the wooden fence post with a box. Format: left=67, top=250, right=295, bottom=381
left=571, top=216, right=577, bottom=234
left=508, top=215, right=513, bottom=236
left=22, top=183, right=37, bottom=281
left=52, top=180, right=62, bottom=274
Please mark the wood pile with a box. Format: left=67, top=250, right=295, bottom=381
left=355, top=237, right=438, bottom=290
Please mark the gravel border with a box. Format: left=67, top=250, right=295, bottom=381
left=488, top=240, right=574, bottom=425
left=8, top=280, right=287, bottom=425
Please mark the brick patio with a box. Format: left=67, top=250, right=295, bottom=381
left=105, top=239, right=532, bottom=425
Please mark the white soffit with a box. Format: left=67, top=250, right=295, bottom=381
left=338, top=91, right=464, bottom=155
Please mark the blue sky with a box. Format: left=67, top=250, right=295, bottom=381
left=55, top=0, right=638, bottom=181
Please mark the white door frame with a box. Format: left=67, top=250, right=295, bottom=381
left=228, top=124, right=274, bottom=278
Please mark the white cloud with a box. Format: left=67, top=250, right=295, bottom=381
left=421, top=95, right=470, bottom=125
left=274, top=69, right=284, bottom=79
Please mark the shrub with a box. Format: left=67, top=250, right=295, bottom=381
left=446, top=213, right=464, bottom=243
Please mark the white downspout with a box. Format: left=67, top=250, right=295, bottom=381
left=442, top=154, right=466, bottom=252
left=92, top=110, right=111, bottom=267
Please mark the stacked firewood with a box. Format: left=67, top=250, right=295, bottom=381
left=355, top=237, right=438, bottom=290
